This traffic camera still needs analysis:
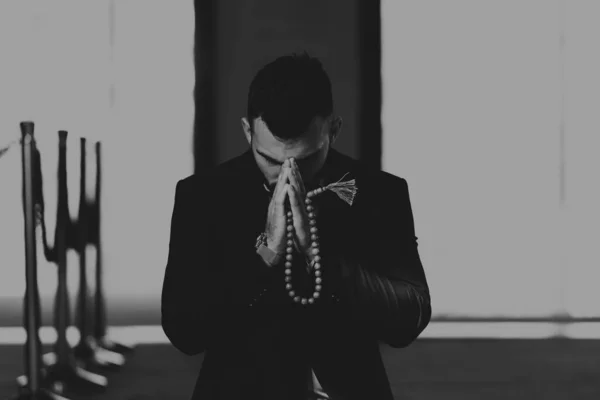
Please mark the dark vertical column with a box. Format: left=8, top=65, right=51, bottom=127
left=194, top=0, right=218, bottom=172
left=357, top=0, right=382, bottom=170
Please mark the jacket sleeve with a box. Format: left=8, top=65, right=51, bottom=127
left=337, top=177, right=432, bottom=348
left=161, top=178, right=281, bottom=355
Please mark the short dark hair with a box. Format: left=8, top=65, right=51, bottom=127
left=246, top=52, right=333, bottom=140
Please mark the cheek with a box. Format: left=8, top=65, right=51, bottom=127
left=262, top=164, right=281, bottom=183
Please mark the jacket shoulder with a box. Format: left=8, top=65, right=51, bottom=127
left=347, top=156, right=408, bottom=196
left=173, top=151, right=252, bottom=195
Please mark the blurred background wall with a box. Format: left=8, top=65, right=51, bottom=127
left=0, top=0, right=599, bottom=331
left=381, top=0, right=600, bottom=321
left=0, top=0, right=195, bottom=326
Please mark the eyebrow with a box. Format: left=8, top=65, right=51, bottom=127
left=256, top=148, right=320, bottom=165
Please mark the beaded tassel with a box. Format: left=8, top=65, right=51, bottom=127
left=284, top=174, right=358, bottom=305
left=320, top=172, right=358, bottom=206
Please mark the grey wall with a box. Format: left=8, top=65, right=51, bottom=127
left=214, top=0, right=360, bottom=164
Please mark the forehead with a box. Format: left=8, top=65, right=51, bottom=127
left=252, top=117, right=327, bottom=156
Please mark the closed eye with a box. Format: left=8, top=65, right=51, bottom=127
left=257, top=148, right=320, bottom=165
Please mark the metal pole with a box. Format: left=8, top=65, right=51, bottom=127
left=20, top=121, right=42, bottom=393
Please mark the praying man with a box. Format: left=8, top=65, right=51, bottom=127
left=161, top=53, right=432, bottom=400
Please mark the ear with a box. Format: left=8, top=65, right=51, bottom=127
left=241, top=117, right=252, bottom=145
left=329, top=116, right=343, bottom=145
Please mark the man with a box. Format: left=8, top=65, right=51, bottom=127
left=161, top=53, right=431, bottom=400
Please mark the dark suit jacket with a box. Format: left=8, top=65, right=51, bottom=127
left=161, top=148, right=431, bottom=400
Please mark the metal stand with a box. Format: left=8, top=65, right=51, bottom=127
left=11, top=122, right=69, bottom=400
left=27, top=130, right=107, bottom=395
left=72, top=138, right=124, bottom=371
left=90, top=142, right=136, bottom=354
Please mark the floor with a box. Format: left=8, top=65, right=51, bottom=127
left=1, top=339, right=599, bottom=400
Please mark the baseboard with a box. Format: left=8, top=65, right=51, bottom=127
left=0, top=322, right=599, bottom=346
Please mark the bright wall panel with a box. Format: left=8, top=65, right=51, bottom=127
left=381, top=0, right=563, bottom=317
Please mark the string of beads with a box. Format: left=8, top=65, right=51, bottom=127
left=284, top=186, right=326, bottom=305
left=263, top=172, right=357, bottom=306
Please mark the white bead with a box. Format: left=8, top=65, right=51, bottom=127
left=312, top=248, right=320, bottom=255
left=285, top=268, right=291, bottom=275
left=310, top=227, right=318, bottom=234
left=315, top=285, right=322, bottom=291
left=301, top=298, right=307, bottom=305
left=285, top=276, right=292, bottom=282
left=285, top=261, right=292, bottom=268
left=287, top=211, right=292, bottom=217
left=294, top=296, right=301, bottom=302
left=316, top=277, right=322, bottom=284
left=287, top=231, right=294, bottom=238
left=308, top=212, right=315, bottom=218
left=289, top=290, right=295, bottom=297
left=312, top=241, right=319, bottom=247
left=314, top=255, right=321, bottom=262
left=315, top=270, right=321, bottom=277
left=308, top=298, right=315, bottom=304
left=313, top=263, right=321, bottom=270
left=286, top=283, right=292, bottom=290
left=309, top=219, right=316, bottom=226
left=286, top=254, right=293, bottom=261
left=287, top=225, right=294, bottom=231
left=286, top=247, right=293, bottom=254
left=313, top=292, right=320, bottom=298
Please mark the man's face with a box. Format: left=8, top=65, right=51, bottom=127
left=242, top=115, right=341, bottom=188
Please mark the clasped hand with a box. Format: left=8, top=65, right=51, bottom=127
left=265, top=158, right=314, bottom=262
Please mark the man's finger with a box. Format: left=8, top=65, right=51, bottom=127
left=287, top=185, right=307, bottom=240
left=275, top=182, right=289, bottom=210
left=290, top=158, right=306, bottom=195
left=288, top=161, right=303, bottom=197
left=287, top=183, right=299, bottom=210
left=273, top=159, right=290, bottom=199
